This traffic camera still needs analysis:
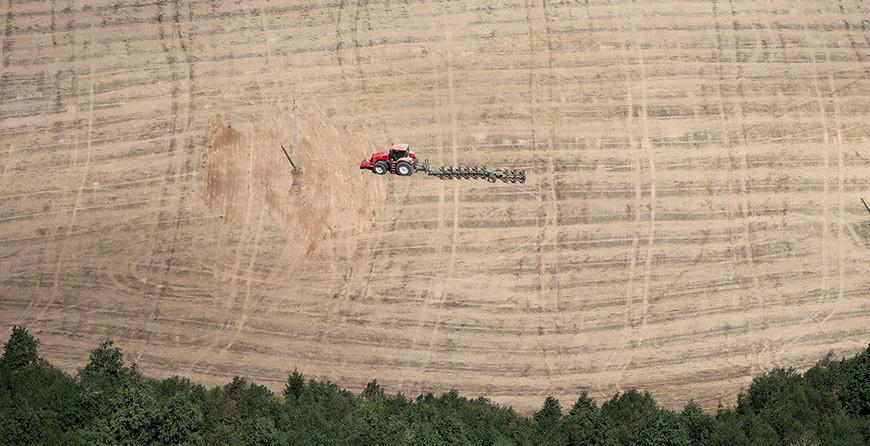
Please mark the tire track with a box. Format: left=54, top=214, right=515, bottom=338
left=129, top=0, right=191, bottom=362
left=216, top=206, right=267, bottom=361
left=409, top=12, right=460, bottom=381
left=351, top=0, right=367, bottom=93
left=136, top=0, right=199, bottom=363
left=728, top=0, right=756, bottom=270
left=636, top=35, right=655, bottom=347
left=400, top=20, right=448, bottom=386
left=599, top=31, right=641, bottom=397
left=711, top=0, right=762, bottom=375
left=0, top=144, right=12, bottom=187
left=26, top=0, right=76, bottom=322
left=147, top=0, right=183, bottom=269
left=350, top=0, right=391, bottom=140
left=32, top=19, right=91, bottom=326
left=3, top=0, right=870, bottom=414
left=186, top=131, right=258, bottom=376
left=334, top=0, right=346, bottom=75
left=522, top=0, right=554, bottom=393
left=837, top=0, right=868, bottom=72
left=421, top=43, right=460, bottom=374
left=324, top=228, right=372, bottom=337
left=822, top=48, right=846, bottom=325
left=541, top=0, right=561, bottom=314
left=0, top=0, right=15, bottom=118
left=0, top=0, right=26, bottom=307
left=588, top=0, right=642, bottom=397
left=809, top=51, right=831, bottom=322
left=608, top=1, right=658, bottom=392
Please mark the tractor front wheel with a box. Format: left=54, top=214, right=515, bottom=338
left=373, top=161, right=389, bottom=175
left=396, top=161, right=413, bottom=176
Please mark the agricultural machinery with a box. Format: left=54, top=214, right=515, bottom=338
left=359, top=143, right=418, bottom=176
left=359, top=144, right=526, bottom=183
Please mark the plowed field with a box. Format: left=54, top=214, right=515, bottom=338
left=1, top=0, right=868, bottom=411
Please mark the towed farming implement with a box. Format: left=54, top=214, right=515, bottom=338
left=417, top=161, right=526, bottom=183
left=359, top=144, right=525, bottom=184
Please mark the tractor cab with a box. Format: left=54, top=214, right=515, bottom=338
left=389, top=143, right=411, bottom=161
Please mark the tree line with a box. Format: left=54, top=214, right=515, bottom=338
left=1, top=326, right=868, bottom=445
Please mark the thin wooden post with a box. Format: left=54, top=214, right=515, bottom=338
left=291, top=99, right=300, bottom=168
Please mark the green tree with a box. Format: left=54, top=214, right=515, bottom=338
left=0, top=328, right=86, bottom=445
left=565, top=392, right=605, bottom=446
left=633, top=411, right=688, bottom=446
left=433, top=413, right=468, bottom=445
left=2, top=324, right=870, bottom=446
left=681, top=401, right=715, bottom=446
left=738, top=366, right=862, bottom=446
left=154, top=391, right=205, bottom=445
left=283, top=369, right=304, bottom=402
left=534, top=396, right=566, bottom=446
left=80, top=339, right=125, bottom=383
left=234, top=417, right=285, bottom=446
left=66, top=419, right=114, bottom=446
left=710, top=411, right=748, bottom=446
left=362, top=379, right=386, bottom=401
left=409, top=424, right=444, bottom=446
left=601, top=390, right=660, bottom=446
left=839, top=344, right=870, bottom=418
left=351, top=405, right=398, bottom=446
left=106, top=374, right=157, bottom=445
left=0, top=326, right=39, bottom=370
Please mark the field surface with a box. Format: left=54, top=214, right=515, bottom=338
left=1, top=0, right=869, bottom=411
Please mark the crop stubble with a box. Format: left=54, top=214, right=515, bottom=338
left=0, top=0, right=868, bottom=411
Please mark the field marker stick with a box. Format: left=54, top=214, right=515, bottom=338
left=291, top=99, right=300, bottom=168
left=280, top=145, right=296, bottom=170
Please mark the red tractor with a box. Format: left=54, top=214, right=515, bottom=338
left=360, top=143, right=418, bottom=176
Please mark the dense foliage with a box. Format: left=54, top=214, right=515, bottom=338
left=1, top=326, right=868, bottom=446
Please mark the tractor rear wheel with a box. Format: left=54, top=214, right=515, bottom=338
left=396, top=161, right=413, bottom=176
left=373, top=161, right=389, bottom=175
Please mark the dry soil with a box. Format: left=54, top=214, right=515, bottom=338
left=1, top=0, right=869, bottom=412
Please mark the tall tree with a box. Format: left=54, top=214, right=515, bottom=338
left=839, top=344, right=870, bottom=418
left=0, top=326, right=39, bottom=370
left=534, top=396, right=566, bottom=446
left=283, top=369, right=304, bottom=402
left=106, top=375, right=158, bottom=446
left=362, top=379, right=386, bottom=401
left=633, top=411, right=688, bottom=446
left=601, top=390, right=660, bottom=446
left=681, top=401, right=715, bottom=446
left=564, top=392, right=605, bottom=446
left=80, top=339, right=126, bottom=383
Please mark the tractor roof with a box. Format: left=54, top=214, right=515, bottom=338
left=390, top=143, right=410, bottom=152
